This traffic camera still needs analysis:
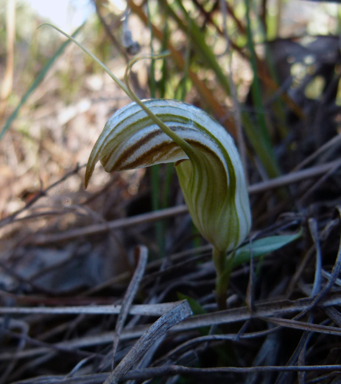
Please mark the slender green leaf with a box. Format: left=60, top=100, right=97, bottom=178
left=147, top=0, right=164, bottom=257
left=0, top=24, right=84, bottom=140
left=242, top=112, right=281, bottom=178
left=244, top=0, right=280, bottom=177
left=160, top=0, right=230, bottom=95
left=177, top=293, right=207, bottom=315
left=232, top=231, right=302, bottom=268
left=158, top=8, right=169, bottom=99
left=161, top=0, right=280, bottom=178
left=177, top=293, right=209, bottom=335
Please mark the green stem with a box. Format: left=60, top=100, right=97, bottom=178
left=213, top=247, right=234, bottom=310
left=147, top=0, right=164, bottom=257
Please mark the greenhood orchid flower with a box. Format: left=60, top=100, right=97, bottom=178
left=41, top=23, right=251, bottom=309
left=85, top=99, right=251, bottom=255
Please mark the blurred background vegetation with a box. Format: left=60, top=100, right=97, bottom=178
left=1, top=0, right=341, bottom=215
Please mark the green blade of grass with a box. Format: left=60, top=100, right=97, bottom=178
left=147, top=0, right=164, bottom=257
left=244, top=0, right=280, bottom=177
left=245, top=0, right=271, bottom=148
left=147, top=0, right=156, bottom=99
left=162, top=0, right=230, bottom=95
left=242, top=112, right=280, bottom=178
left=158, top=9, right=169, bottom=99
left=0, top=24, right=84, bottom=140
left=127, top=0, right=230, bottom=128
left=179, top=11, right=191, bottom=103
left=159, top=9, right=174, bottom=210
left=159, top=0, right=281, bottom=178
left=147, top=0, right=159, bottom=212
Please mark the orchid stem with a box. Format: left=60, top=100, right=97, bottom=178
left=213, top=247, right=234, bottom=310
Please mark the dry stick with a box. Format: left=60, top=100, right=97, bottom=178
left=2, top=157, right=339, bottom=239
left=31, top=205, right=188, bottom=245
left=0, top=260, right=57, bottom=296
left=2, top=292, right=341, bottom=362
left=293, top=207, right=341, bottom=322
left=248, top=158, right=341, bottom=193
left=261, top=317, right=341, bottom=336
left=12, top=363, right=341, bottom=384
left=324, top=307, right=341, bottom=327
left=278, top=213, right=341, bottom=382
left=302, top=220, right=322, bottom=376
left=29, top=158, right=341, bottom=245
left=192, top=0, right=223, bottom=34
left=114, top=364, right=341, bottom=380
left=157, top=328, right=281, bottom=365
left=124, top=335, right=166, bottom=384
left=110, top=246, right=148, bottom=369
left=93, top=1, right=129, bottom=62
left=0, top=327, right=93, bottom=360
left=4, top=208, right=88, bottom=223
left=309, top=218, right=322, bottom=297
left=0, top=302, right=179, bottom=316
left=299, top=160, right=341, bottom=204
left=165, top=291, right=341, bottom=332
left=322, top=269, right=341, bottom=287
left=246, top=235, right=256, bottom=313
left=275, top=324, right=310, bottom=384
left=85, top=245, right=213, bottom=296
left=277, top=218, right=323, bottom=384
left=106, top=301, right=192, bottom=384
left=292, top=134, right=341, bottom=172
left=0, top=163, right=86, bottom=228
left=219, top=0, right=247, bottom=182
left=9, top=351, right=58, bottom=383
left=286, top=217, right=340, bottom=298
left=281, top=216, right=341, bottom=348
left=0, top=317, right=28, bottom=384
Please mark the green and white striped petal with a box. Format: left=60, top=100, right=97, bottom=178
left=85, top=99, right=251, bottom=252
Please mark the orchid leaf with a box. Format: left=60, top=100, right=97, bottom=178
left=232, top=231, right=302, bottom=268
